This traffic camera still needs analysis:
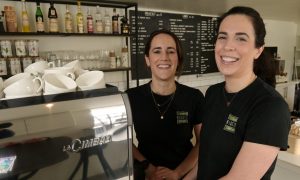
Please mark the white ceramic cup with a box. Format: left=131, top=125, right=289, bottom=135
left=44, top=66, right=75, bottom=80
left=76, top=71, right=105, bottom=91
left=4, top=76, right=43, bottom=98
left=3, top=73, right=32, bottom=88
left=64, top=60, right=89, bottom=78
left=43, top=73, right=77, bottom=95
left=24, top=61, right=53, bottom=75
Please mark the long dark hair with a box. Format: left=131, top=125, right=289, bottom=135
left=217, top=6, right=276, bottom=87
left=144, top=29, right=184, bottom=77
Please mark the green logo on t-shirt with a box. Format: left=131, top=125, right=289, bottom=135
left=176, top=111, right=188, bottom=124
left=224, top=113, right=238, bottom=133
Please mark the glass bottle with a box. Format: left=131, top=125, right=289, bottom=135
left=120, top=17, right=129, bottom=34
left=109, top=50, right=116, bottom=68
left=4, top=6, right=17, bottom=32
left=121, top=45, right=129, bottom=67
left=76, top=1, right=84, bottom=33
left=95, top=5, right=103, bottom=33
left=21, top=0, right=30, bottom=32
left=112, top=8, right=119, bottom=34
left=64, top=4, right=73, bottom=33
left=48, top=2, right=59, bottom=33
left=35, top=1, right=45, bottom=33
left=0, top=11, right=5, bottom=32
left=87, top=8, right=93, bottom=33
left=103, top=9, right=111, bottom=34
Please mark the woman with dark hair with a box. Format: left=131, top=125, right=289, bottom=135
left=185, top=6, right=290, bottom=180
left=126, top=29, right=204, bottom=179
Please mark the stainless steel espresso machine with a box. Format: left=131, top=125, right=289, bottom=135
left=0, top=86, right=133, bottom=180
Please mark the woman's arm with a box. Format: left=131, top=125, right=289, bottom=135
left=220, top=141, right=280, bottom=180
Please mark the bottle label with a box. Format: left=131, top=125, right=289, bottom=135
left=87, top=18, right=93, bottom=33
left=96, top=21, right=103, bottom=33
left=36, top=17, right=45, bottom=32
left=112, top=19, right=118, bottom=34
left=49, top=18, right=58, bottom=32
left=65, top=18, right=73, bottom=33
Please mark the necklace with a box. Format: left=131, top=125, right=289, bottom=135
left=223, top=88, right=238, bottom=107
left=150, top=89, right=175, bottom=119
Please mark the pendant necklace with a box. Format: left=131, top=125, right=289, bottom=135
left=223, top=88, right=238, bottom=107
left=150, top=89, right=175, bottom=119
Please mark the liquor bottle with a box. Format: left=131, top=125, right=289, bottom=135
left=120, top=17, right=129, bottom=34
left=21, top=0, right=30, bottom=32
left=112, top=8, right=119, bottom=34
left=86, top=8, right=93, bottom=33
left=35, top=1, right=45, bottom=33
left=48, top=2, right=59, bottom=33
left=0, top=11, right=5, bottom=32
left=103, top=9, right=111, bottom=34
left=4, top=6, right=18, bottom=32
left=95, top=5, right=103, bottom=33
left=64, top=4, right=73, bottom=33
left=76, top=1, right=84, bottom=33
left=121, top=45, right=129, bottom=67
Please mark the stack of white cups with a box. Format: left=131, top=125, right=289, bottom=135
left=0, top=60, right=106, bottom=100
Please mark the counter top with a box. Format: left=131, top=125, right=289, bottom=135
left=278, top=151, right=300, bottom=167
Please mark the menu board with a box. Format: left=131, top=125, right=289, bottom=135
left=130, top=10, right=219, bottom=79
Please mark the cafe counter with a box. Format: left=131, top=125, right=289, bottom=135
left=272, top=151, right=300, bottom=180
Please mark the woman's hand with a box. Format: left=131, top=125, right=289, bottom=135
left=152, top=166, right=180, bottom=180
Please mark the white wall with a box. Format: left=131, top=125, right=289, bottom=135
left=264, top=20, right=297, bottom=80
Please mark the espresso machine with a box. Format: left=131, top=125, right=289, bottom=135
left=0, top=86, right=133, bottom=180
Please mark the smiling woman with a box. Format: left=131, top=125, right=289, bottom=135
left=189, top=6, right=291, bottom=180
left=126, top=29, right=205, bottom=179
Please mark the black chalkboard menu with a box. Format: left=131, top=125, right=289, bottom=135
left=130, top=10, right=219, bottom=79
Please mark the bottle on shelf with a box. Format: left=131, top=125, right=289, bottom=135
left=76, top=1, right=84, bottom=33
left=4, top=6, right=18, bottom=32
left=48, top=1, right=59, bottom=33
left=109, top=50, right=116, bottom=68
left=86, top=7, right=93, bottom=33
left=64, top=4, right=73, bottom=33
left=21, top=0, right=30, bottom=32
left=95, top=5, right=103, bottom=33
left=0, top=11, right=5, bottom=32
left=120, top=17, right=129, bottom=34
left=35, top=1, right=45, bottom=33
left=103, top=9, right=111, bottom=34
left=112, top=8, right=119, bottom=34
left=121, top=45, right=129, bottom=67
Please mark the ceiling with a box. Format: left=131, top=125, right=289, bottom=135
left=117, top=0, right=300, bottom=24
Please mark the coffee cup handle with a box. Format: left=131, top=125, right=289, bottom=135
left=48, top=62, right=55, bottom=68
left=32, top=76, right=44, bottom=94
left=67, top=72, right=75, bottom=80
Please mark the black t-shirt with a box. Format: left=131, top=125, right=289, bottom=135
left=197, top=78, right=291, bottom=180
left=126, top=81, right=204, bottom=169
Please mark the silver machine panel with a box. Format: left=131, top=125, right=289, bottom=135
left=0, top=87, right=133, bottom=180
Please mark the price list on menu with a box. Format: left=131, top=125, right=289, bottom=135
left=130, top=11, right=219, bottom=79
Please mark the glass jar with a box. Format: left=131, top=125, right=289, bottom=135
left=21, top=57, right=33, bottom=70
left=0, top=58, right=8, bottom=76
left=0, top=40, right=13, bottom=58
left=15, top=40, right=27, bottom=57
left=27, top=39, right=39, bottom=57
left=8, top=57, right=22, bottom=75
